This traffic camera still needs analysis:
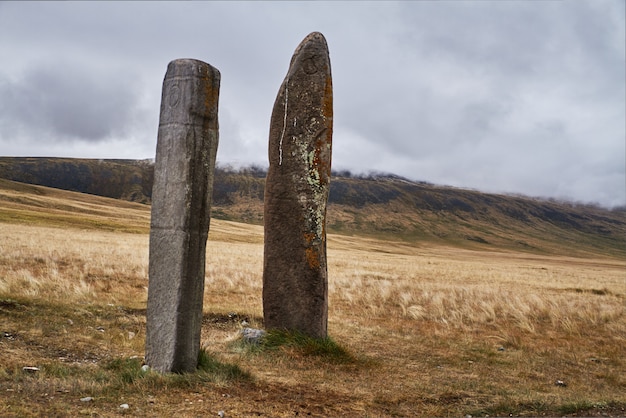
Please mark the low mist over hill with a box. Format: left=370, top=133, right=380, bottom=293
left=1, top=157, right=624, bottom=257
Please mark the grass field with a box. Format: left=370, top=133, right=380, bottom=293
left=1, top=180, right=625, bottom=417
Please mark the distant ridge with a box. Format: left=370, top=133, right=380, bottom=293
left=0, top=157, right=624, bottom=257
left=0, top=157, right=154, bottom=203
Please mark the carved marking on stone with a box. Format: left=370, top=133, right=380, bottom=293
left=168, top=85, right=181, bottom=108
left=303, top=57, right=318, bottom=74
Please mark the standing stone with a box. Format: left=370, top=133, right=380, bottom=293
left=263, top=32, right=333, bottom=339
left=146, top=59, right=220, bottom=373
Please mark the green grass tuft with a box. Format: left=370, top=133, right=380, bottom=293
left=260, top=329, right=356, bottom=364
left=197, top=348, right=251, bottom=382
left=104, top=357, right=144, bottom=385
left=558, top=400, right=609, bottom=415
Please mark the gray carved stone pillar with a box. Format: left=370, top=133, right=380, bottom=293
left=146, top=59, right=220, bottom=373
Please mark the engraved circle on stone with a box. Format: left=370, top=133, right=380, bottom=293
left=303, top=57, right=318, bottom=74
left=168, top=85, right=181, bottom=108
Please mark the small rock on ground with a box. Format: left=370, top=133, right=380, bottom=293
left=240, top=328, right=266, bottom=344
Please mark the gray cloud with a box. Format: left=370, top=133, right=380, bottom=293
left=0, top=1, right=623, bottom=207
left=0, top=62, right=141, bottom=142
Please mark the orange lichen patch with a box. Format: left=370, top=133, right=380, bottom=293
left=304, top=232, right=317, bottom=244
left=200, top=67, right=220, bottom=130
left=323, top=72, right=333, bottom=139
left=311, top=147, right=326, bottom=184
left=305, top=246, right=321, bottom=269
left=307, top=73, right=332, bottom=184
left=304, top=233, right=322, bottom=269
left=316, top=72, right=333, bottom=182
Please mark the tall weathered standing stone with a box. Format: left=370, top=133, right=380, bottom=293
left=263, top=32, right=333, bottom=339
left=146, top=59, right=220, bottom=373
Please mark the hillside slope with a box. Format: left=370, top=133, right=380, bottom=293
left=0, top=157, right=624, bottom=257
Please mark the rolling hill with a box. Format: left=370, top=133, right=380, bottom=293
left=0, top=156, right=624, bottom=258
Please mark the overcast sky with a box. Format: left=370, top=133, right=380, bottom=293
left=0, top=1, right=624, bottom=207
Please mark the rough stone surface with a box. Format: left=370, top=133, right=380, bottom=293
left=146, top=59, right=220, bottom=373
left=263, top=32, right=333, bottom=339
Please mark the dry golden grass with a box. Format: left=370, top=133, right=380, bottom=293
left=1, top=182, right=625, bottom=417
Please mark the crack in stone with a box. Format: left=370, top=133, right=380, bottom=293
left=279, top=79, right=289, bottom=166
